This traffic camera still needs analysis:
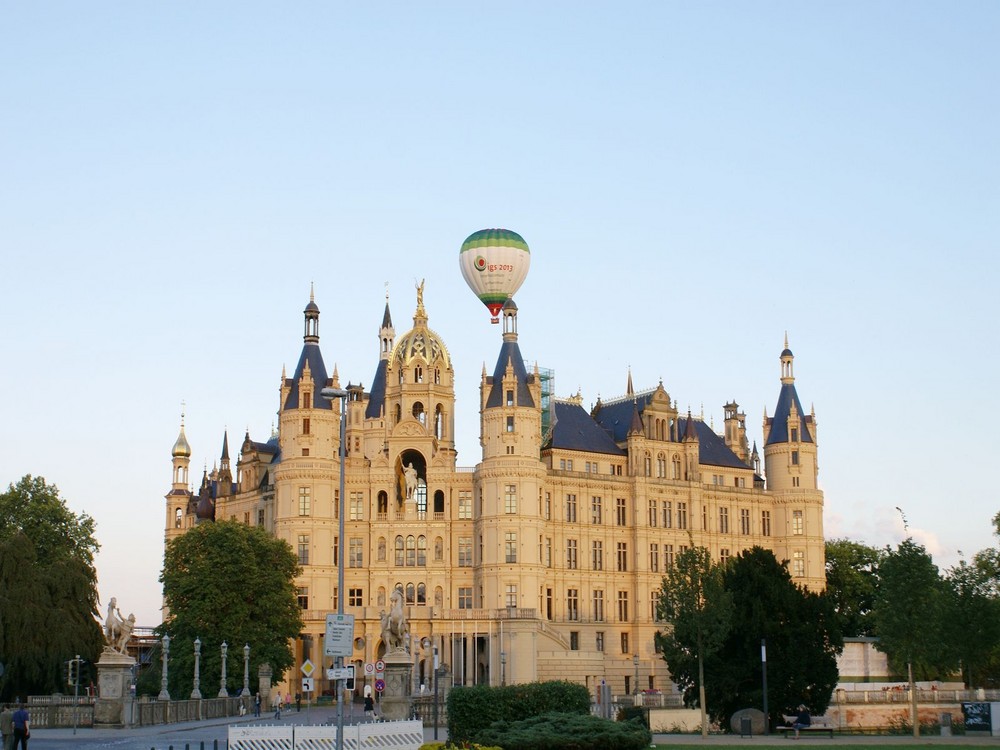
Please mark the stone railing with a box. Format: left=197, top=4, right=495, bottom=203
left=24, top=694, right=245, bottom=728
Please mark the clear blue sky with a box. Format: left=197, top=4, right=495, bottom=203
left=3, top=2, right=998, bottom=626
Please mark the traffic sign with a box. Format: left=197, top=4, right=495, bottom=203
left=300, top=659, right=315, bottom=677
left=329, top=667, right=353, bottom=679
left=375, top=659, right=386, bottom=673
left=302, top=677, right=314, bottom=693
left=324, top=613, right=356, bottom=657
left=374, top=678, right=385, bottom=693
left=364, top=663, right=375, bottom=675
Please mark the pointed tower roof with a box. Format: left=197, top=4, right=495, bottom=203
left=628, top=401, right=644, bottom=435
left=284, top=289, right=332, bottom=410
left=766, top=336, right=813, bottom=445
left=221, top=430, right=230, bottom=461
left=172, top=413, right=191, bottom=458
left=683, top=410, right=699, bottom=442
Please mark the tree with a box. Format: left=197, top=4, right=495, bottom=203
left=945, top=558, right=1000, bottom=689
left=0, top=475, right=103, bottom=700
left=690, top=547, right=841, bottom=730
left=824, top=539, right=884, bottom=637
left=156, top=520, right=303, bottom=698
left=655, top=545, right=732, bottom=737
left=872, top=538, right=955, bottom=736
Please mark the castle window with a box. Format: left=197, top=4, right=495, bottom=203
left=349, top=538, right=363, bottom=567
left=417, top=535, right=427, bottom=566
left=567, top=588, right=579, bottom=621
left=434, top=405, right=444, bottom=439
left=792, top=476, right=800, bottom=487
left=412, top=402, right=425, bottom=425
left=677, top=502, right=687, bottom=530
left=672, top=454, right=681, bottom=479
left=740, top=508, right=751, bottom=534
left=719, top=507, right=729, bottom=533
left=662, top=500, right=672, bottom=528
left=406, top=583, right=415, bottom=604
left=792, top=510, right=804, bottom=535
left=791, top=450, right=799, bottom=465
left=761, top=510, right=772, bottom=536
left=350, top=492, right=364, bottom=520
left=506, top=416, right=514, bottom=432
left=394, top=536, right=404, bottom=566
left=791, top=427, right=799, bottom=442
left=297, top=587, right=308, bottom=609
left=377, top=491, right=388, bottom=515
left=566, top=539, right=578, bottom=569
left=565, top=493, right=577, bottom=522
left=648, top=500, right=657, bottom=527
left=591, top=496, right=602, bottom=524
left=302, top=418, right=310, bottom=435
left=592, top=589, right=605, bottom=621
left=434, top=368, right=440, bottom=384
left=616, top=498, right=627, bottom=526
left=617, top=590, right=629, bottom=621
left=302, top=391, right=311, bottom=408
left=458, top=491, right=472, bottom=519
left=406, top=535, right=416, bottom=566
left=458, top=537, right=472, bottom=567
left=506, top=389, right=514, bottom=406
left=417, top=582, right=426, bottom=605
left=297, top=534, right=309, bottom=565
left=505, top=484, right=517, bottom=513
left=377, top=537, right=386, bottom=562
left=650, top=543, right=659, bottom=572
left=596, top=631, right=604, bottom=651
left=301, top=448, right=309, bottom=456
left=592, top=540, right=603, bottom=570
left=298, top=487, right=311, bottom=516
left=414, top=366, right=423, bottom=383
left=349, top=588, right=363, bottom=607
left=434, top=536, right=443, bottom=561
left=792, top=550, right=805, bottom=577
left=175, top=508, right=182, bottom=528
left=505, top=584, right=517, bottom=608
left=458, top=586, right=472, bottom=609
left=570, top=631, right=579, bottom=650
left=616, top=542, right=628, bottom=572
left=720, top=548, right=731, bottom=564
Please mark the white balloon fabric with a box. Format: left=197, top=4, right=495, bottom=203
left=458, top=228, right=530, bottom=322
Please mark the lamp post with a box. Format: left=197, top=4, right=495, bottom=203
left=218, top=641, right=229, bottom=698
left=761, top=639, right=769, bottom=735
left=633, top=653, right=639, bottom=695
left=321, top=386, right=348, bottom=750
left=191, top=637, right=202, bottom=700
left=158, top=633, right=171, bottom=700
left=500, top=651, right=506, bottom=686
left=242, top=644, right=251, bottom=697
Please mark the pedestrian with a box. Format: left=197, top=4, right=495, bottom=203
left=363, top=693, right=375, bottom=721
left=793, top=704, right=811, bottom=739
left=254, top=692, right=261, bottom=718
left=11, top=701, right=28, bottom=750
left=284, top=692, right=291, bottom=711
left=1, top=703, right=13, bottom=750
left=273, top=693, right=282, bottom=720
left=295, top=692, right=301, bottom=712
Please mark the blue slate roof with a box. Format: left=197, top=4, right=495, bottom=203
left=283, top=342, right=333, bottom=410
left=765, top=382, right=813, bottom=445
left=591, top=393, right=751, bottom=469
left=365, top=359, right=388, bottom=419
left=548, top=401, right=625, bottom=455
left=485, top=340, right=535, bottom=408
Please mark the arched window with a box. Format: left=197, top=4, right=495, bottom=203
left=434, top=404, right=444, bottom=439
left=434, top=368, right=440, bottom=384
left=417, top=536, right=427, bottom=566
left=377, top=537, right=387, bottom=562
left=175, top=507, right=182, bottom=528
left=412, top=402, right=425, bottom=426
left=657, top=453, right=667, bottom=478
left=433, top=489, right=444, bottom=514
left=417, top=583, right=426, bottom=605
left=394, top=404, right=402, bottom=424
left=377, top=491, right=388, bottom=515
left=394, top=536, right=404, bottom=566
left=672, top=454, right=681, bottom=480
left=644, top=452, right=652, bottom=477
left=434, top=536, right=443, bottom=561
left=406, top=535, right=416, bottom=567
left=415, top=366, right=423, bottom=383
left=405, top=583, right=415, bottom=604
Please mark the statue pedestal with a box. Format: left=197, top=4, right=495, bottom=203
left=95, top=648, right=136, bottom=726
left=378, top=652, right=413, bottom=721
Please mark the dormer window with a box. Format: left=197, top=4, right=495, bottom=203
left=791, top=427, right=799, bottom=442
left=506, top=416, right=514, bottom=432
left=415, top=366, right=423, bottom=383
left=302, top=391, right=311, bottom=408
left=506, top=389, right=514, bottom=406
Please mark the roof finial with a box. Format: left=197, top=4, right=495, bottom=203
left=784, top=330, right=788, bottom=350
left=310, top=282, right=315, bottom=303
left=626, top=367, right=634, bottom=397
left=385, top=281, right=389, bottom=302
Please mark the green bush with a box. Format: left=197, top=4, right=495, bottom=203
left=475, top=711, right=652, bottom=750
left=447, top=681, right=590, bottom=743
left=616, top=705, right=647, bottom=726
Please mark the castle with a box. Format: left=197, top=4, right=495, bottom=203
left=165, top=280, right=823, bottom=697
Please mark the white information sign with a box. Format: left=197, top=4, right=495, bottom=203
left=323, top=613, right=356, bottom=658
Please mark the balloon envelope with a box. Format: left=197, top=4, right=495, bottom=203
left=458, top=228, right=530, bottom=321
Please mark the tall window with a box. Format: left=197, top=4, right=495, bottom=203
left=570, top=631, right=580, bottom=650
left=617, top=590, right=629, bottom=621
left=616, top=542, right=628, bottom=572
left=677, top=502, right=688, bottom=530
left=394, top=536, right=404, bottom=566
left=505, top=484, right=517, bottom=514
left=417, top=535, right=427, bottom=566
left=545, top=537, right=552, bottom=567
left=505, top=584, right=517, bottom=608
left=596, top=631, right=605, bottom=652
left=505, top=531, right=518, bottom=563
left=544, top=492, right=551, bottom=519
left=664, top=543, right=674, bottom=569
left=672, top=454, right=681, bottom=479
left=649, top=500, right=657, bottom=527
left=458, top=587, right=472, bottom=609
left=566, top=493, right=577, bottom=522
left=406, top=536, right=416, bottom=567
left=719, top=507, right=729, bottom=533
left=591, top=496, right=602, bottom=524
left=297, top=534, right=309, bottom=565
left=662, top=500, right=672, bottom=528
left=616, top=498, right=627, bottom=526
left=792, top=510, right=804, bottom=535
left=350, top=492, right=364, bottom=521
left=332, top=536, right=338, bottom=566
left=567, top=589, right=579, bottom=621
left=650, top=543, right=659, bottom=572
left=762, top=510, right=772, bottom=536
left=297, top=587, right=309, bottom=610
left=792, top=550, right=805, bottom=577
left=567, top=539, right=578, bottom=570
left=458, top=537, right=472, bottom=567
left=621, top=632, right=630, bottom=654
left=458, top=491, right=472, bottom=519
left=592, top=540, right=603, bottom=570
left=740, top=508, right=751, bottom=535
left=592, top=589, right=605, bottom=621
left=298, top=487, right=311, bottom=516
left=377, top=537, right=386, bottom=562
left=349, top=538, right=363, bottom=567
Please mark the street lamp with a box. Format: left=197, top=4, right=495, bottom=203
left=158, top=633, right=171, bottom=700
left=633, top=654, right=639, bottom=695
left=242, top=644, right=251, bottom=697
left=191, top=637, right=202, bottom=700
left=218, top=641, right=229, bottom=698
left=321, top=386, right=348, bottom=750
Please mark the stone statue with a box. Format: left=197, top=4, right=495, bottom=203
left=403, top=462, right=418, bottom=500
left=103, top=597, right=135, bottom=653
left=415, top=278, right=425, bottom=308
left=379, top=588, right=409, bottom=654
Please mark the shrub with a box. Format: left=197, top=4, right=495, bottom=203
left=475, top=711, right=652, bottom=750
left=447, top=680, right=590, bottom=743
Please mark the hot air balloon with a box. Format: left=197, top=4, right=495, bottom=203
left=458, top=228, right=530, bottom=323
